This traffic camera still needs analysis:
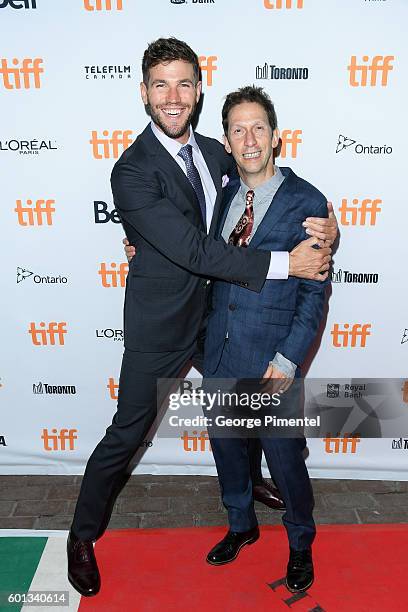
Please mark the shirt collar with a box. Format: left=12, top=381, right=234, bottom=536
left=240, top=166, right=283, bottom=201
left=150, top=121, right=199, bottom=159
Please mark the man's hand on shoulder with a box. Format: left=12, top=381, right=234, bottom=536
left=123, top=237, right=136, bottom=263
left=302, top=201, right=338, bottom=245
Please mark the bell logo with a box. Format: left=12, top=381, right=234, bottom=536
left=331, top=324, right=371, bottom=348
left=0, top=0, right=37, bottom=7
left=264, top=0, right=304, bottom=9
left=98, top=262, right=128, bottom=288
left=29, top=322, right=67, bottom=346
left=279, top=130, right=302, bottom=158
left=41, top=428, right=77, bottom=451
left=15, top=199, right=55, bottom=226
left=84, top=0, right=123, bottom=10
left=348, top=55, right=394, bottom=87
left=338, top=198, right=381, bottom=226
left=181, top=430, right=212, bottom=452
left=0, top=58, right=43, bottom=89
left=323, top=435, right=360, bottom=454
left=90, top=130, right=133, bottom=159
left=107, top=377, right=119, bottom=400
left=198, top=56, right=217, bottom=86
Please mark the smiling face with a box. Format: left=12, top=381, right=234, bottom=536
left=224, top=101, right=280, bottom=188
left=140, top=60, right=202, bottom=144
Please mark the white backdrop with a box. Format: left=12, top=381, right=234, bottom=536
left=1, top=0, right=407, bottom=479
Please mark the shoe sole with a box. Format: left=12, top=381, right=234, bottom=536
left=285, top=576, right=314, bottom=593
left=68, top=573, right=100, bottom=597
left=206, top=533, right=260, bottom=566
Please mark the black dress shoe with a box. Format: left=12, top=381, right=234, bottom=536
left=206, top=526, right=259, bottom=565
left=252, top=479, right=286, bottom=511
left=67, top=530, right=101, bottom=597
left=286, top=547, right=314, bottom=593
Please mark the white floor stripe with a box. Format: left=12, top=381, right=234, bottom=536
left=21, top=537, right=81, bottom=612
left=0, top=530, right=68, bottom=538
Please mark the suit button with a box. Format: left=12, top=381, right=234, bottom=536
left=228, top=304, right=236, bottom=311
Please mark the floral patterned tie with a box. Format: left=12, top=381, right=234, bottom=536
left=228, top=190, right=254, bottom=247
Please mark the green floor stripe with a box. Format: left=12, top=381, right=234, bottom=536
left=0, top=538, right=47, bottom=612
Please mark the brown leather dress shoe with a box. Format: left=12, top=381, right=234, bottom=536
left=252, top=479, right=286, bottom=511
left=67, top=530, right=101, bottom=597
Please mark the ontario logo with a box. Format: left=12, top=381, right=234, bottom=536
left=336, top=134, right=392, bottom=155
left=17, top=266, right=68, bottom=284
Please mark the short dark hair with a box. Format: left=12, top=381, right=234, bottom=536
left=222, top=85, right=278, bottom=134
left=142, top=37, right=200, bottom=85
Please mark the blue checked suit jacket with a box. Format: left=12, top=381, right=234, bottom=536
left=203, top=167, right=330, bottom=377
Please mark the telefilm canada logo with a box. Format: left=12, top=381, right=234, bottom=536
left=255, top=63, right=308, bottom=80
left=17, top=267, right=68, bottom=285
left=84, top=65, right=132, bottom=80
left=0, top=138, right=57, bottom=155
left=33, top=382, right=76, bottom=395
left=336, top=134, right=392, bottom=155
left=331, top=268, right=379, bottom=284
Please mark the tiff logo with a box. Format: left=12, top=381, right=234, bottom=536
left=339, top=198, right=381, bottom=226
left=15, top=199, right=55, bottom=226
left=348, top=55, right=394, bottom=87
left=279, top=130, right=302, bottom=158
left=41, top=428, right=77, bottom=451
left=324, top=435, right=361, bottom=453
left=29, top=322, right=67, bottom=346
left=84, top=0, right=122, bottom=10
left=264, top=0, right=303, bottom=8
left=107, top=377, right=119, bottom=400
left=331, top=324, right=372, bottom=348
left=90, top=130, right=133, bottom=159
left=98, top=263, right=128, bottom=287
left=0, top=58, right=43, bottom=89
left=181, top=430, right=212, bottom=452
left=198, top=56, right=217, bottom=86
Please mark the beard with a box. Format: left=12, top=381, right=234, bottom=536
left=147, top=102, right=197, bottom=140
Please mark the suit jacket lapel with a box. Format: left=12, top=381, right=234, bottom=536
left=249, top=168, right=296, bottom=249
left=216, top=180, right=240, bottom=239
left=194, top=133, right=223, bottom=237
left=142, top=124, right=204, bottom=223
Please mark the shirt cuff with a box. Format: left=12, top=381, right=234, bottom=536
left=269, top=352, right=297, bottom=378
left=266, top=252, right=289, bottom=280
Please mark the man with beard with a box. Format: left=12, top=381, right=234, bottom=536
left=67, top=38, right=337, bottom=597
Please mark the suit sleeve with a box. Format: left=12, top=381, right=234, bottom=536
left=111, top=160, right=270, bottom=292
left=276, top=198, right=330, bottom=365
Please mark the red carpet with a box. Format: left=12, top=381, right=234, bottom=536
left=78, top=524, right=408, bottom=612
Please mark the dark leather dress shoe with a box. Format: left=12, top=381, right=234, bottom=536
left=252, top=479, right=286, bottom=511
left=286, top=547, right=314, bottom=593
left=206, top=526, right=259, bottom=565
left=67, top=530, right=101, bottom=597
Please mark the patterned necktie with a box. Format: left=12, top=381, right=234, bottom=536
left=177, top=144, right=207, bottom=229
left=228, top=189, right=255, bottom=247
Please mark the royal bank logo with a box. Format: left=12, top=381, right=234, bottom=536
left=391, top=438, right=408, bottom=450
left=401, top=329, right=408, bottom=345
left=336, top=134, right=392, bottom=155
left=331, top=268, right=379, bottom=284
left=33, top=382, right=76, bottom=395
left=255, top=63, right=309, bottom=80
left=84, top=65, right=132, bottom=80
left=326, top=384, right=340, bottom=398
left=171, top=0, right=186, bottom=3
left=17, top=267, right=68, bottom=284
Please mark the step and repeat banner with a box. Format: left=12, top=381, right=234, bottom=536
left=1, top=0, right=407, bottom=479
